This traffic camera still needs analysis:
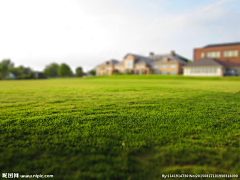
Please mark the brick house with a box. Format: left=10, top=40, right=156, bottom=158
left=184, top=42, right=240, bottom=76
left=194, top=42, right=240, bottom=63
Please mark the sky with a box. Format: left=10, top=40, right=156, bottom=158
left=0, top=0, right=240, bottom=72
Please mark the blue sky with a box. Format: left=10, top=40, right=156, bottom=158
left=0, top=0, right=239, bottom=72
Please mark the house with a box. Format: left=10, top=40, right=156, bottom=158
left=34, top=71, right=46, bottom=79
left=96, top=59, right=120, bottom=76
left=115, top=53, right=155, bottom=74
left=96, top=51, right=189, bottom=76
left=150, top=51, right=188, bottom=75
left=183, top=58, right=240, bottom=76
left=5, top=73, right=16, bottom=79
left=194, top=42, right=240, bottom=63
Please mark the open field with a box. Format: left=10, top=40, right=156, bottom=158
left=1, top=75, right=240, bottom=179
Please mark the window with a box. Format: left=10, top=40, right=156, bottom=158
left=162, top=71, right=168, bottom=74
left=207, top=51, right=221, bottom=58
left=190, top=68, right=218, bottom=74
left=126, top=60, right=133, bottom=69
left=224, top=50, right=239, bottom=57
left=155, top=65, right=159, bottom=69
left=171, top=71, right=177, bottom=75
left=201, top=52, right=205, bottom=58
left=171, top=65, right=177, bottom=68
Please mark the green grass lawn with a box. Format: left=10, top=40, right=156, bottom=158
left=0, top=75, right=240, bottom=179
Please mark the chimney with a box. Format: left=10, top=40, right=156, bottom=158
left=149, top=52, right=154, bottom=56
left=171, top=50, right=176, bottom=56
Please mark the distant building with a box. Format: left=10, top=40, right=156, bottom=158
left=34, top=71, right=46, bottom=79
left=194, top=42, right=240, bottom=63
left=183, top=58, right=240, bottom=76
left=96, top=59, right=120, bottom=76
left=96, top=51, right=189, bottom=76
left=186, top=42, right=240, bottom=76
left=150, top=51, right=188, bottom=75
left=6, top=73, right=16, bottom=79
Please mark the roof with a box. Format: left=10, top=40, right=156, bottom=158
left=147, top=54, right=169, bottom=60
left=216, top=60, right=240, bottom=67
left=184, top=58, right=240, bottom=67
left=151, top=53, right=188, bottom=64
left=122, top=52, right=188, bottom=67
left=203, top=42, right=240, bottom=48
left=115, top=61, right=124, bottom=66
left=124, top=53, right=154, bottom=61
left=96, top=59, right=119, bottom=67
left=135, top=57, right=155, bottom=66
left=97, top=52, right=189, bottom=69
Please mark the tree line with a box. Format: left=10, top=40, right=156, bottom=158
left=0, top=59, right=96, bottom=80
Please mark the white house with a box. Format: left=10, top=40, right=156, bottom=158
left=183, top=58, right=240, bottom=76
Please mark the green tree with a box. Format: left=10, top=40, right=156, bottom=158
left=89, top=69, right=96, bottom=76
left=75, top=67, right=83, bottom=77
left=43, top=63, right=59, bottom=78
left=0, top=59, right=14, bottom=79
left=9, top=66, right=32, bottom=79
left=59, top=63, right=73, bottom=77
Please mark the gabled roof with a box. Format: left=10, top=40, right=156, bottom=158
left=115, top=61, right=124, bottom=67
left=135, top=58, right=155, bottom=65
left=147, top=54, right=168, bottom=61
left=122, top=52, right=188, bottom=67
left=216, top=59, right=240, bottom=67
left=185, top=58, right=240, bottom=67
left=124, top=53, right=154, bottom=61
left=151, top=54, right=188, bottom=64
left=96, top=59, right=119, bottom=67
left=203, top=42, right=240, bottom=48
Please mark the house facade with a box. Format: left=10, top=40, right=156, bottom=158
left=151, top=51, right=188, bottom=75
left=115, top=53, right=155, bottom=74
left=96, top=59, right=119, bottom=76
left=96, top=51, right=188, bottom=76
left=194, top=42, right=240, bottom=63
left=183, top=58, right=240, bottom=76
